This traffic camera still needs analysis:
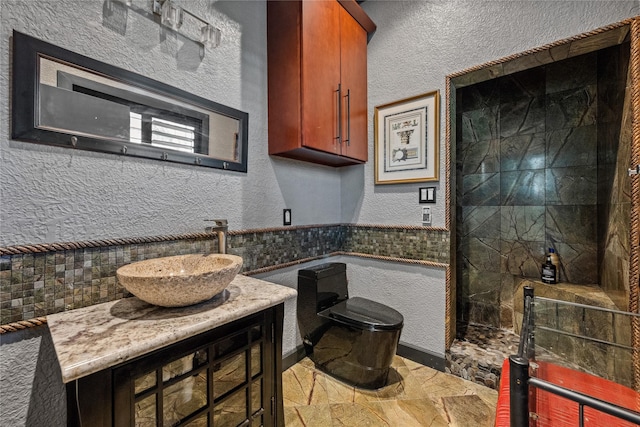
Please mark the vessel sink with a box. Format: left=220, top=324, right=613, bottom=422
left=116, top=254, right=243, bottom=307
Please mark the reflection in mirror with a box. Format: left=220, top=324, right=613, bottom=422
left=12, top=31, right=248, bottom=172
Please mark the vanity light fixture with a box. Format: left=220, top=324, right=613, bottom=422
left=160, top=0, right=183, bottom=31
left=200, top=24, right=221, bottom=49
left=151, top=0, right=221, bottom=49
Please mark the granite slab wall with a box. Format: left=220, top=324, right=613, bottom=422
left=0, top=225, right=449, bottom=325
left=456, top=45, right=630, bottom=331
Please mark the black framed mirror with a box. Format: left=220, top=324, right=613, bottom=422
left=11, top=30, right=248, bottom=172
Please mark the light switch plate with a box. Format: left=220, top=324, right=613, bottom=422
left=419, top=187, right=436, bottom=203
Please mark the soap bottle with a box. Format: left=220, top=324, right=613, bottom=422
left=548, top=248, right=560, bottom=283
left=541, top=253, right=557, bottom=284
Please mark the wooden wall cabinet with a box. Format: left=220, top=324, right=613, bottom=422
left=267, top=0, right=376, bottom=167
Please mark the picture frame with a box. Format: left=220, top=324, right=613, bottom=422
left=374, top=90, right=439, bottom=184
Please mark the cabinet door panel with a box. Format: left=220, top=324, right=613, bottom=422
left=339, top=6, right=368, bottom=162
left=267, top=0, right=302, bottom=155
left=301, top=1, right=341, bottom=154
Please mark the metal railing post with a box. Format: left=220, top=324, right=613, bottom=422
left=509, top=355, right=530, bottom=427
left=510, top=285, right=534, bottom=427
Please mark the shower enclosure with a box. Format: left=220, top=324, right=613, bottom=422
left=446, top=18, right=640, bottom=390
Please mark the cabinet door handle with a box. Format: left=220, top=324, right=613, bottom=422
left=335, top=84, right=342, bottom=143
left=344, top=89, right=351, bottom=146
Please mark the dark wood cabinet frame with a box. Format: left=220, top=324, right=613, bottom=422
left=67, top=304, right=285, bottom=427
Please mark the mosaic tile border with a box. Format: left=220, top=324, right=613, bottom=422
left=0, top=238, right=218, bottom=324
left=0, top=224, right=450, bottom=327
left=344, top=225, right=449, bottom=263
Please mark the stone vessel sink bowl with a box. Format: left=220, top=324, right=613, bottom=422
left=116, top=254, right=243, bottom=307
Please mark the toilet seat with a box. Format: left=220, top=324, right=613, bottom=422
left=318, top=296, right=403, bottom=331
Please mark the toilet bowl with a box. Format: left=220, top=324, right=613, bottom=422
left=297, top=262, right=403, bottom=389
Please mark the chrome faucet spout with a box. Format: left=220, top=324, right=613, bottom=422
left=204, top=219, right=228, bottom=254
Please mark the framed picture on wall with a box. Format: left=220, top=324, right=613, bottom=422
left=374, top=90, right=439, bottom=184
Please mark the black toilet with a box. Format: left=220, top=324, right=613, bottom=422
left=297, top=262, right=403, bottom=389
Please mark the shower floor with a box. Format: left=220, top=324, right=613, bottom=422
left=446, top=324, right=519, bottom=390
left=447, top=322, right=595, bottom=390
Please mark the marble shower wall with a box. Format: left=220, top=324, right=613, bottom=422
left=456, top=46, right=630, bottom=330
left=597, top=43, right=632, bottom=311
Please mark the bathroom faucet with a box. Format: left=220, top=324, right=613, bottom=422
left=204, top=219, right=228, bottom=254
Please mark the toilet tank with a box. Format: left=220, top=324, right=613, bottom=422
left=297, top=263, right=349, bottom=349
left=298, top=262, right=348, bottom=312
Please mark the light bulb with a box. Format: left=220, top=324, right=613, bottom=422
left=161, top=0, right=183, bottom=31
left=200, top=24, right=221, bottom=49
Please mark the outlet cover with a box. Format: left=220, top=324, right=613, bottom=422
left=283, top=209, right=291, bottom=226
left=421, top=206, right=431, bottom=226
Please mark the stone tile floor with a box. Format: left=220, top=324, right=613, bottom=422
left=282, top=356, right=498, bottom=426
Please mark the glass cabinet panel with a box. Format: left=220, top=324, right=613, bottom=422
left=110, top=308, right=277, bottom=427
left=163, top=373, right=208, bottom=425
left=135, top=395, right=156, bottom=427
left=250, top=325, right=262, bottom=342
left=184, top=414, right=208, bottom=426
left=214, top=332, right=248, bottom=359
left=250, top=344, right=262, bottom=378
left=135, top=371, right=157, bottom=394
left=251, top=380, right=262, bottom=417
left=163, top=353, right=196, bottom=382
left=213, top=391, right=247, bottom=427
left=214, top=352, right=247, bottom=399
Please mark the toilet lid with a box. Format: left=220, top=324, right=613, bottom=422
left=318, top=297, right=403, bottom=331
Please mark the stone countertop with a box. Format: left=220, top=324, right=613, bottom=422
left=47, top=274, right=297, bottom=383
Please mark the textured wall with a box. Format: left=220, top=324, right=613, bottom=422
left=0, top=327, right=66, bottom=426
left=0, top=1, right=339, bottom=424
left=1, top=1, right=639, bottom=425
left=0, top=0, right=342, bottom=247
left=1, top=2, right=638, bottom=268
left=360, top=0, right=638, bottom=340
left=357, top=0, right=638, bottom=228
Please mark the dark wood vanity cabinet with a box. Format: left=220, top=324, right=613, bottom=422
left=267, top=0, right=375, bottom=167
left=67, top=305, right=285, bottom=427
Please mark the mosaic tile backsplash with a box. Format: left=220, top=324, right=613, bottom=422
left=455, top=44, right=631, bottom=330
left=0, top=224, right=449, bottom=325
